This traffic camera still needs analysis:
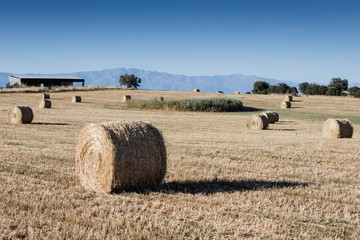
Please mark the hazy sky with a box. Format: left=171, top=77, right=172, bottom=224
left=0, top=0, right=359, bottom=84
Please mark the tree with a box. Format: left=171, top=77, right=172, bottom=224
left=252, top=81, right=270, bottom=94
left=267, top=85, right=280, bottom=94
left=299, top=82, right=309, bottom=94
left=326, top=78, right=348, bottom=96
left=277, top=83, right=290, bottom=94
left=348, top=86, right=360, bottom=98
left=306, top=83, right=320, bottom=95
left=289, top=87, right=298, bottom=95
left=119, top=74, right=142, bottom=88
left=317, top=85, right=328, bottom=95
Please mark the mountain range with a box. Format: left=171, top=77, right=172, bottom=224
left=1, top=67, right=359, bottom=93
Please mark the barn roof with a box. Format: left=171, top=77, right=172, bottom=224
left=10, top=75, right=84, bottom=81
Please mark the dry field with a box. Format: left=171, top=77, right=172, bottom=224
left=0, top=89, right=359, bottom=239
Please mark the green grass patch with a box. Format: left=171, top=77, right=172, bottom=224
left=125, top=98, right=243, bottom=112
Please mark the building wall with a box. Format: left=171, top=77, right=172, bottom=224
left=8, top=76, right=21, bottom=86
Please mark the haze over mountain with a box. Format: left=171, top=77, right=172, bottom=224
left=0, top=67, right=303, bottom=93
left=1, top=67, right=358, bottom=93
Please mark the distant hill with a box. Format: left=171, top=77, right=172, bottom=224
left=0, top=67, right=300, bottom=93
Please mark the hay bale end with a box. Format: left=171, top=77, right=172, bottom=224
left=72, top=96, right=81, bottom=103
left=43, top=93, right=50, bottom=99
left=247, top=114, right=268, bottom=130
left=122, top=95, right=131, bottom=102
left=323, top=118, right=353, bottom=139
left=76, top=121, right=167, bottom=193
left=8, top=106, right=33, bottom=124
left=280, top=101, right=291, bottom=109
left=39, top=99, right=52, bottom=108
left=261, top=111, right=276, bottom=124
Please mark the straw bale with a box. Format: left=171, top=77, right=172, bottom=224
left=193, top=89, right=200, bottom=92
left=122, top=95, right=131, bottom=102
left=72, top=96, right=81, bottom=102
left=272, top=111, right=279, bottom=122
left=323, top=118, right=353, bottom=139
left=260, top=111, right=276, bottom=124
left=43, top=93, right=50, bottom=99
left=39, top=99, right=52, bottom=108
left=246, top=114, right=268, bottom=130
left=234, top=91, right=240, bottom=94
left=76, top=120, right=167, bottom=193
left=280, top=101, right=291, bottom=109
left=283, top=95, right=293, bottom=101
left=7, top=106, right=33, bottom=124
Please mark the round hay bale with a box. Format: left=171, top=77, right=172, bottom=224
left=272, top=111, right=279, bottom=122
left=43, top=93, right=50, bottom=99
left=283, top=95, right=293, bottom=101
left=76, top=121, right=167, bottom=193
left=7, top=106, right=33, bottom=124
left=122, top=95, right=131, bottom=102
left=280, top=101, right=291, bottom=109
left=234, top=91, right=240, bottom=94
left=246, top=114, right=268, bottom=130
left=260, top=111, right=276, bottom=124
left=72, top=96, right=81, bottom=103
left=193, top=88, right=200, bottom=92
left=323, top=118, right=353, bottom=139
left=39, top=99, right=52, bottom=108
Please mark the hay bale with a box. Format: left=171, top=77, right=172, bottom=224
left=260, top=111, right=276, bottom=124
left=122, top=95, right=131, bottom=102
left=76, top=121, right=167, bottom=193
left=72, top=96, right=81, bottom=103
left=43, top=93, right=50, bottom=99
left=280, top=101, right=291, bottom=109
left=323, top=118, right=353, bottom=139
left=234, top=91, right=240, bottom=94
left=272, top=111, right=279, bottom=122
left=193, top=88, right=200, bottom=92
left=7, top=106, right=33, bottom=124
left=39, top=99, right=52, bottom=108
left=283, top=95, right=293, bottom=101
left=246, top=114, right=268, bottom=130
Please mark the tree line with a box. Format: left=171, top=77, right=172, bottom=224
left=252, top=78, right=360, bottom=98
left=252, top=81, right=298, bottom=95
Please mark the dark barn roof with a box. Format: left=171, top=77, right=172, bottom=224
left=10, top=75, right=84, bottom=82
left=9, top=75, right=85, bottom=87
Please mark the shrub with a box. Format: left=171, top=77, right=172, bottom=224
left=125, top=98, right=243, bottom=112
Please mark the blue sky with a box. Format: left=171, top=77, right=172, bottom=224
left=0, top=0, right=359, bottom=84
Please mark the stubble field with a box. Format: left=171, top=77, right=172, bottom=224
left=0, top=89, right=359, bottom=239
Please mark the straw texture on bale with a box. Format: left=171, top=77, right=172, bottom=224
left=283, top=95, right=293, bottom=101
left=39, top=99, right=52, bottom=108
left=260, top=111, right=276, bottom=124
left=76, top=121, right=167, bottom=193
left=246, top=114, right=268, bottom=130
left=280, top=101, right=291, bottom=109
left=234, top=91, right=240, bottom=94
left=122, top=95, right=131, bottom=102
left=72, top=96, right=81, bottom=102
left=43, top=93, right=50, bottom=99
left=272, top=111, right=279, bottom=122
left=323, top=118, right=353, bottom=139
left=7, top=106, right=33, bottom=124
left=193, top=89, right=200, bottom=92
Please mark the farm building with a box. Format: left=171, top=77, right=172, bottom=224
left=8, top=75, right=85, bottom=87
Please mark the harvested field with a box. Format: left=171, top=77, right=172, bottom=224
left=0, top=89, right=359, bottom=239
